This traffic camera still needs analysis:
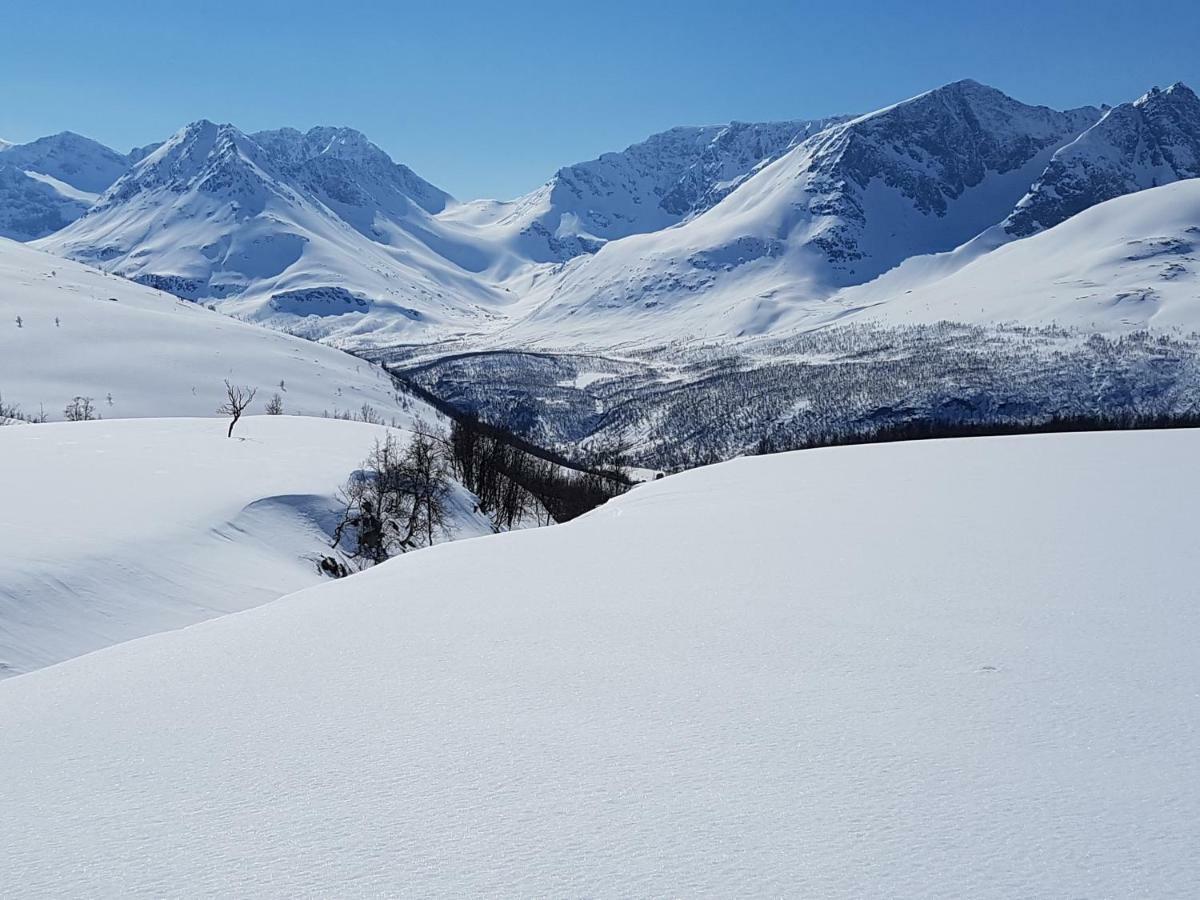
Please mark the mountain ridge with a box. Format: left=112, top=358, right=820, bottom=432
left=11, top=78, right=1200, bottom=349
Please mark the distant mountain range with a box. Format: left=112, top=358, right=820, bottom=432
left=5, top=78, right=1199, bottom=350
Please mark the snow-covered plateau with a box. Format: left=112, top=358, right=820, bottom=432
left=3, top=430, right=1199, bottom=895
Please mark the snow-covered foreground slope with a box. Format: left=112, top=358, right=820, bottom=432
left=840, top=178, right=1200, bottom=330
left=4, top=430, right=1199, bottom=895
left=0, top=237, right=413, bottom=421
left=0, top=416, right=492, bottom=677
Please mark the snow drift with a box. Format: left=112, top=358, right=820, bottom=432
left=0, top=416, right=494, bottom=677
left=2, top=430, right=1198, bottom=895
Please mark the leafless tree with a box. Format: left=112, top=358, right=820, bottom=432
left=265, top=392, right=284, bottom=415
left=331, top=427, right=451, bottom=568
left=64, top=396, right=98, bottom=421
left=217, top=380, right=257, bottom=437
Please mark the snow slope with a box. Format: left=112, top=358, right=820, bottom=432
left=837, top=178, right=1200, bottom=330
left=0, top=416, right=493, bottom=677
left=3, top=430, right=1199, bottom=895
left=442, top=117, right=847, bottom=263
left=0, top=236, right=415, bottom=422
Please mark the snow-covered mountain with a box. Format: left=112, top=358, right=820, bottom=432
left=11, top=78, right=1200, bottom=352
left=1006, top=83, right=1200, bottom=236
left=36, top=120, right=510, bottom=344
left=441, top=116, right=848, bottom=263
left=4, top=429, right=1200, bottom=894
left=842, top=177, right=1200, bottom=331
left=0, top=132, right=131, bottom=240
left=499, top=80, right=1102, bottom=345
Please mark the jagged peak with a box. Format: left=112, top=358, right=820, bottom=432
left=1134, top=81, right=1199, bottom=109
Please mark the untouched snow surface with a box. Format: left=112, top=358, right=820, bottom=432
left=0, top=416, right=493, bottom=677
left=840, top=178, right=1200, bottom=330
left=3, top=430, right=1199, bottom=895
left=0, top=237, right=414, bottom=422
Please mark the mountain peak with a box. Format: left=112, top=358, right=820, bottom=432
left=1137, top=82, right=1199, bottom=108
left=1006, top=79, right=1200, bottom=237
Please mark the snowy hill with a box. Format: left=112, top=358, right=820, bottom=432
left=0, top=416, right=493, bottom=677
left=0, top=420, right=496, bottom=681
left=441, top=116, right=847, bottom=263
left=35, top=120, right=510, bottom=344
left=500, top=80, right=1102, bottom=346
left=2, top=430, right=1199, bottom=895
left=0, top=236, right=420, bottom=421
left=0, top=132, right=130, bottom=240
left=1006, top=82, right=1200, bottom=236
left=840, top=178, right=1200, bottom=330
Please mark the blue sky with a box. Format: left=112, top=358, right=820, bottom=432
left=3, top=0, right=1197, bottom=200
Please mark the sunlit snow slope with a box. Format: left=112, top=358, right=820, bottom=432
left=0, top=236, right=411, bottom=421
left=840, top=178, right=1200, bottom=330
left=0, top=416, right=492, bottom=677
left=3, top=430, right=1197, bottom=895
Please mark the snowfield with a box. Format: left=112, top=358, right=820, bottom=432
left=841, top=178, right=1200, bottom=331
left=0, top=416, right=493, bottom=677
left=0, top=236, right=416, bottom=422
left=3, top=430, right=1199, bottom=895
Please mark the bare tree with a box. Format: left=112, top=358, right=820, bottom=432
left=331, top=428, right=451, bottom=568
left=217, top=380, right=257, bottom=437
left=64, top=396, right=98, bottom=421
left=265, top=392, right=284, bottom=415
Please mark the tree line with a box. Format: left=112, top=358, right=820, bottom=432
left=326, top=413, right=631, bottom=574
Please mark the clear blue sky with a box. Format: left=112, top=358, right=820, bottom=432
left=2, top=0, right=1197, bottom=200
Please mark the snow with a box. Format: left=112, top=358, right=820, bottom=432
left=841, top=178, right=1200, bottom=331
left=0, top=236, right=419, bottom=422
left=0, top=133, right=130, bottom=240
left=487, top=81, right=1102, bottom=348
left=0, top=416, right=493, bottom=678
left=34, top=121, right=515, bottom=346
left=21, top=169, right=101, bottom=204
left=3, top=430, right=1199, bottom=895
left=1005, top=82, right=1200, bottom=236
left=5, top=79, right=1196, bottom=355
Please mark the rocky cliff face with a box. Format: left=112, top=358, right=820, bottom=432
left=1006, top=82, right=1200, bottom=236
